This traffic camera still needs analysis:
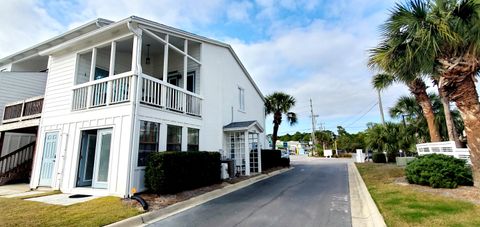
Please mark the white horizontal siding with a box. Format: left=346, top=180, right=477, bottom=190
left=41, top=53, right=76, bottom=118
left=31, top=113, right=133, bottom=197
left=0, top=72, right=47, bottom=123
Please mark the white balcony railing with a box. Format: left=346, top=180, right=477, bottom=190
left=416, top=141, right=471, bottom=164
left=72, top=72, right=202, bottom=117
left=72, top=72, right=133, bottom=111
left=141, top=74, right=202, bottom=116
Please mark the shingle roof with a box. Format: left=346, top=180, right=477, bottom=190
left=223, top=121, right=257, bottom=130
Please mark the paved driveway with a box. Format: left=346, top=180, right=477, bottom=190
left=148, top=156, right=352, bottom=227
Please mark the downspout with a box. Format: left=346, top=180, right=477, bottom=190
left=125, top=20, right=143, bottom=198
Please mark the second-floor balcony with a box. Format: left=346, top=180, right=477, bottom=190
left=72, top=72, right=202, bottom=116
left=71, top=27, right=203, bottom=117
left=2, top=96, right=44, bottom=124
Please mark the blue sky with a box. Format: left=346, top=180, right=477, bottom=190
left=0, top=0, right=413, bottom=135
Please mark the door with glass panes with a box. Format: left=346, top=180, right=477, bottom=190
left=77, top=128, right=112, bottom=189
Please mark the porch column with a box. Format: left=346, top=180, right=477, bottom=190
left=181, top=126, right=188, bottom=151
left=161, top=35, right=169, bottom=108
left=258, top=140, right=262, bottom=173
left=159, top=124, right=167, bottom=151
left=244, top=131, right=250, bottom=176
left=131, top=30, right=143, bottom=105
left=0, top=131, right=5, bottom=156
left=182, top=39, right=188, bottom=113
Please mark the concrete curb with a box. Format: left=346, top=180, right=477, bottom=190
left=348, top=163, right=386, bottom=227
left=108, top=167, right=294, bottom=227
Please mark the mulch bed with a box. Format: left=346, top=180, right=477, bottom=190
left=394, top=177, right=480, bottom=205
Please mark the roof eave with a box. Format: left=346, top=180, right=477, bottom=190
left=0, top=18, right=113, bottom=65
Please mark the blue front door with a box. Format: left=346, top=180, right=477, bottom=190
left=39, top=132, right=58, bottom=186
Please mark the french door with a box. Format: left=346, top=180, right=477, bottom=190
left=92, top=129, right=112, bottom=189
left=76, top=128, right=112, bottom=189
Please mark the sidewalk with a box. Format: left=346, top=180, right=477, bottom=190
left=348, top=162, right=386, bottom=227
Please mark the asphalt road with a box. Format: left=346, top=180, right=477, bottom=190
left=147, top=156, right=352, bottom=227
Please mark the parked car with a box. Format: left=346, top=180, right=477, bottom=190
left=281, top=150, right=290, bottom=159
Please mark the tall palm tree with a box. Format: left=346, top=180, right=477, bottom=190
left=370, top=0, right=480, bottom=186
left=265, top=92, right=297, bottom=149
left=435, top=79, right=462, bottom=147
left=371, top=73, right=441, bottom=142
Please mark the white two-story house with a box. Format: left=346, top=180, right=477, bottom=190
left=0, top=16, right=266, bottom=197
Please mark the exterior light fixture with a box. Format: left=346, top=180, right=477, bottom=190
left=146, top=44, right=151, bottom=65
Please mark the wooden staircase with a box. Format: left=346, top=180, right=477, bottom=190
left=0, top=141, right=35, bottom=185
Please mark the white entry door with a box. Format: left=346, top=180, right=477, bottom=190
left=92, top=129, right=112, bottom=189
left=39, top=132, right=58, bottom=186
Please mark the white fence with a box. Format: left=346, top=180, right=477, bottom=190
left=416, top=141, right=471, bottom=164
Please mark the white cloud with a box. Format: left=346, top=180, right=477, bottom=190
left=227, top=0, right=409, bottom=133
left=0, top=0, right=412, bottom=134
left=227, top=1, right=254, bottom=22
left=71, top=0, right=226, bottom=30
left=0, top=0, right=63, bottom=57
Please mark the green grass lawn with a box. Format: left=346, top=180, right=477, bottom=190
left=356, top=163, right=480, bottom=227
left=0, top=196, right=141, bottom=226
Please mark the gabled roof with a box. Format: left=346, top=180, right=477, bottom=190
left=1, top=16, right=265, bottom=100
left=0, top=18, right=112, bottom=66
left=223, top=120, right=264, bottom=132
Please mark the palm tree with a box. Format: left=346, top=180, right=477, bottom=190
left=435, top=80, right=462, bottom=147
left=389, top=93, right=464, bottom=142
left=389, top=95, right=430, bottom=142
left=370, top=0, right=480, bottom=186
left=365, top=122, right=416, bottom=159
left=265, top=92, right=297, bottom=149
left=371, top=73, right=441, bottom=142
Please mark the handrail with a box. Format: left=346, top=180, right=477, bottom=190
left=141, top=73, right=203, bottom=99
left=0, top=141, right=35, bottom=175
left=71, top=71, right=134, bottom=90
left=4, top=96, right=44, bottom=108
left=3, top=96, right=44, bottom=122
left=0, top=141, right=36, bottom=162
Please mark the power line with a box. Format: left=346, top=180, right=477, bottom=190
left=345, top=102, right=379, bottom=128
left=339, top=99, right=377, bottom=126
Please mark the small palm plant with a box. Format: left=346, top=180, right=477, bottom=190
left=265, top=92, right=297, bottom=149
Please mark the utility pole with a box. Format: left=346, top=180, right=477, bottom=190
left=318, top=122, right=326, bottom=151
left=310, top=99, right=319, bottom=156
left=377, top=90, right=385, bottom=125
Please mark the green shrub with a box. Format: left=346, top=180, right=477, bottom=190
left=145, top=151, right=221, bottom=194
left=261, top=150, right=290, bottom=170
left=372, top=152, right=386, bottom=163
left=405, top=154, right=473, bottom=188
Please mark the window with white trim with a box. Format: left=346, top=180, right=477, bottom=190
left=167, top=125, right=182, bottom=151
left=138, top=121, right=159, bottom=166
left=239, top=87, right=245, bottom=111
left=187, top=128, right=199, bottom=151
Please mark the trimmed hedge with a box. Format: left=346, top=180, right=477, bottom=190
left=145, top=151, right=221, bottom=194
left=261, top=149, right=290, bottom=170
left=405, top=154, right=473, bottom=188
left=372, top=152, right=386, bottom=163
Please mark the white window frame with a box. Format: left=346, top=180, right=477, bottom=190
left=238, top=86, right=245, bottom=112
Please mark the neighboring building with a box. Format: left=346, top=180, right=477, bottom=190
left=275, top=140, right=310, bottom=155
left=0, top=16, right=265, bottom=197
